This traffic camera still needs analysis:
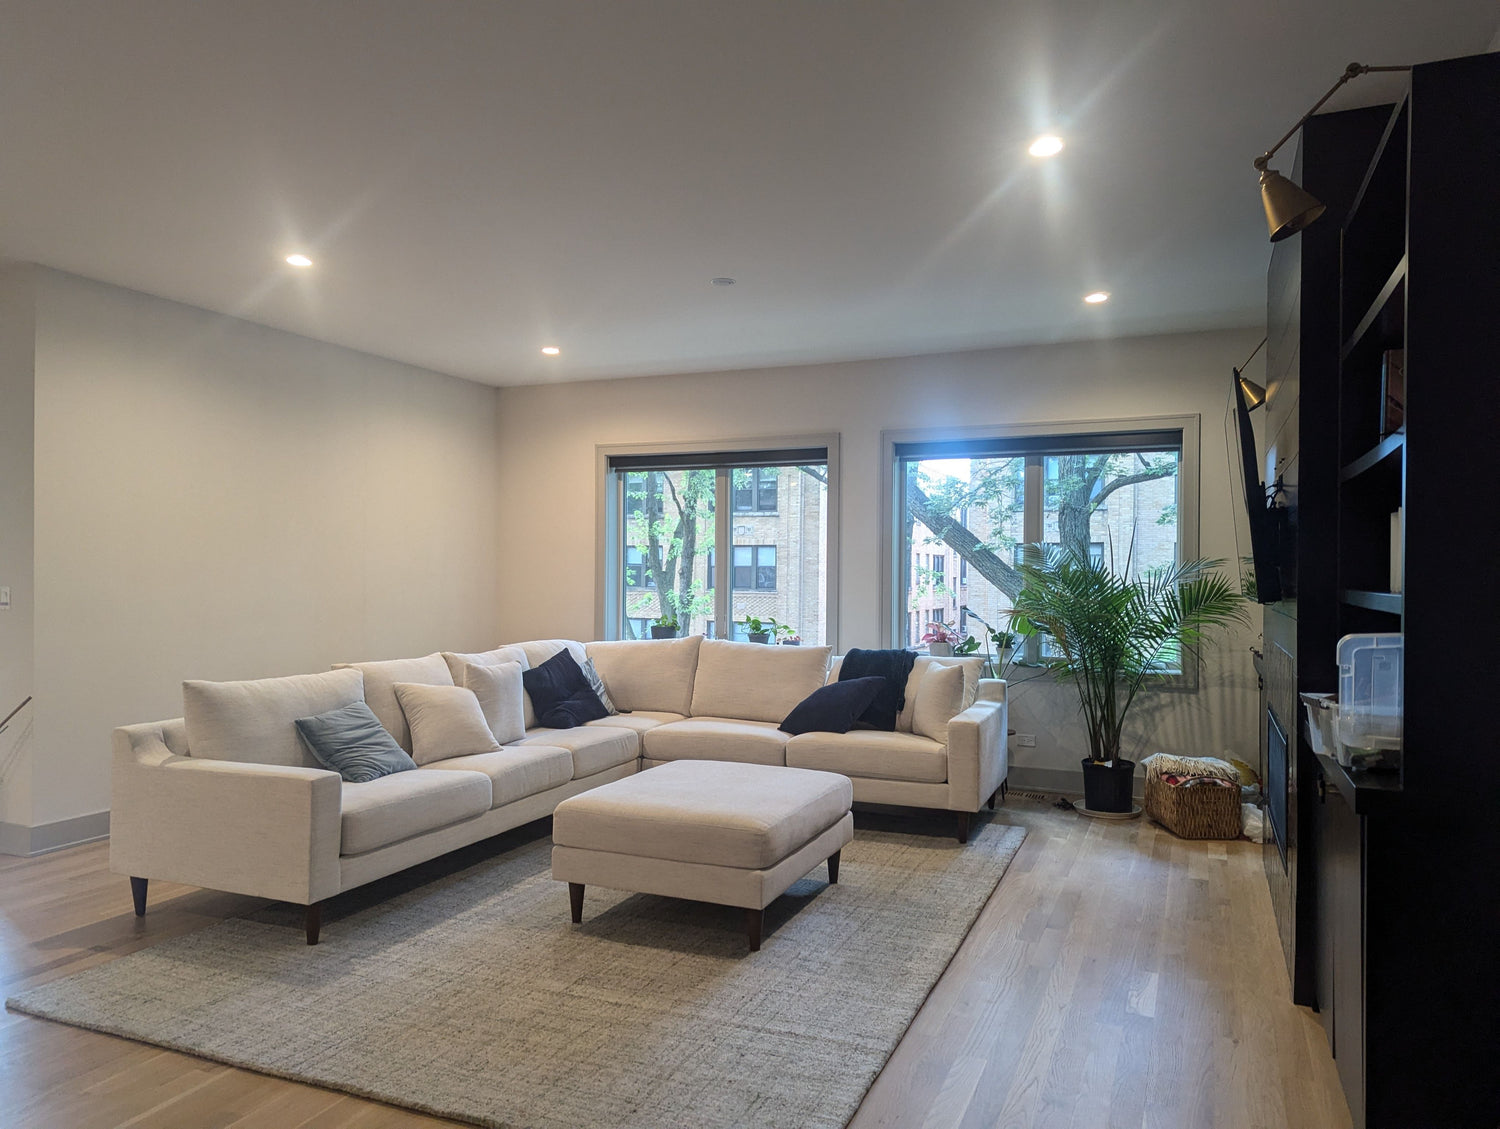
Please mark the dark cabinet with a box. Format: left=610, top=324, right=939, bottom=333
left=1269, top=50, right=1500, bottom=1129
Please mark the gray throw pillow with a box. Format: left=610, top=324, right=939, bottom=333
left=580, top=656, right=619, bottom=715
left=295, top=700, right=417, bottom=783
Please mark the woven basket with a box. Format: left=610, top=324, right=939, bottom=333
left=1144, top=771, right=1242, bottom=839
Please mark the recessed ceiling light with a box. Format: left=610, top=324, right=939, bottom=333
left=285, top=253, right=313, bottom=267
left=1083, top=290, right=1110, bottom=304
left=711, top=277, right=736, bottom=286
left=1028, top=135, right=1065, bottom=158
left=541, top=346, right=561, bottom=356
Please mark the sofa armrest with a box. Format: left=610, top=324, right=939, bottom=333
left=109, top=720, right=343, bottom=905
left=946, top=680, right=1008, bottom=812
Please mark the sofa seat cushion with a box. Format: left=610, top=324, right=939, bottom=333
left=424, top=746, right=574, bottom=807
left=785, top=729, right=948, bottom=783
left=584, top=637, right=703, bottom=716
left=515, top=726, right=638, bottom=778
left=339, top=769, right=492, bottom=855
left=585, top=711, right=685, bottom=735
left=642, top=718, right=791, bottom=766
left=552, top=760, right=853, bottom=870
left=689, top=639, right=833, bottom=724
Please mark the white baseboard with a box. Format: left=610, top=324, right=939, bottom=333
left=0, top=811, right=110, bottom=857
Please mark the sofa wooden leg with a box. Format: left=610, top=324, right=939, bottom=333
left=955, top=811, right=971, bottom=844
left=130, top=876, right=148, bottom=917
left=827, top=849, right=840, bottom=885
left=569, top=882, right=585, bottom=924
left=987, top=788, right=997, bottom=810
left=744, top=907, right=763, bottom=952
left=305, top=902, right=322, bottom=946
left=1001, top=778, right=1008, bottom=800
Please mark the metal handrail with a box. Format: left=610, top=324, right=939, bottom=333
left=0, top=696, right=32, bottom=733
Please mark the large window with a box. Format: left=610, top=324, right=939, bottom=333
left=887, top=422, right=1195, bottom=659
left=602, top=441, right=837, bottom=645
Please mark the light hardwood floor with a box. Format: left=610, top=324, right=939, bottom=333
left=0, top=797, right=1350, bottom=1129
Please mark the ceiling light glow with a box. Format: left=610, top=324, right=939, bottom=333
left=285, top=253, right=313, bottom=267
left=1028, top=135, right=1065, bottom=158
left=541, top=346, right=561, bottom=356
left=1083, top=291, right=1110, bottom=304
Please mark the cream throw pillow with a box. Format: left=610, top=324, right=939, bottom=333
left=912, top=662, right=966, bottom=744
left=458, top=660, right=527, bottom=745
left=393, top=682, right=502, bottom=765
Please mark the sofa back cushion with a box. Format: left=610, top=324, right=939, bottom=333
left=185, top=667, right=364, bottom=768
left=440, top=645, right=530, bottom=684
left=331, top=654, right=454, bottom=752
left=690, top=639, right=833, bottom=724
left=585, top=636, right=702, bottom=715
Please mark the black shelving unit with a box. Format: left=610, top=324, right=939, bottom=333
left=1298, top=52, right=1500, bottom=1129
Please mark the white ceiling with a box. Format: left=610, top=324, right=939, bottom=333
left=2, top=2, right=1495, bottom=386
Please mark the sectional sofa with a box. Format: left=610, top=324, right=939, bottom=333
left=111, top=636, right=1008, bottom=943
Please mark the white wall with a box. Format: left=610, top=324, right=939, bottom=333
left=495, top=329, right=1266, bottom=784
left=0, top=268, right=37, bottom=829
left=17, top=269, right=503, bottom=830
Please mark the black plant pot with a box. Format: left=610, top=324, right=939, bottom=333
left=650, top=626, right=677, bottom=639
left=1080, top=758, right=1136, bottom=813
left=747, top=632, right=770, bottom=644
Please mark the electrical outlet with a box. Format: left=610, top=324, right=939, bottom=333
left=1016, top=733, right=1036, bottom=747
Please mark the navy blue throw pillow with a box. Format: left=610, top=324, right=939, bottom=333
left=779, top=677, right=888, bottom=735
left=295, top=700, right=417, bottom=783
left=523, top=649, right=605, bottom=729
left=540, top=686, right=610, bottom=729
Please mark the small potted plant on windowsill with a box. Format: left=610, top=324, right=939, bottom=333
left=780, top=632, right=802, bottom=646
left=740, top=615, right=772, bottom=644
left=921, top=620, right=961, bottom=657
left=650, top=614, right=679, bottom=640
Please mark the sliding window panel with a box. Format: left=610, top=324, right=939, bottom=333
left=728, top=464, right=827, bottom=645
left=617, top=468, right=716, bottom=638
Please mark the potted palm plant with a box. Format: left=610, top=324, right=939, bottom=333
left=1008, top=547, right=1246, bottom=814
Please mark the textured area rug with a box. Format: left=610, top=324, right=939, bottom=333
left=9, top=818, right=1025, bottom=1129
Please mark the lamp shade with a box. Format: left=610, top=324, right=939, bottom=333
left=1236, top=370, right=1268, bottom=411
left=1260, top=169, right=1326, bottom=242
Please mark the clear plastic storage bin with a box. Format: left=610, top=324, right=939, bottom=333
left=1335, top=632, right=1403, bottom=769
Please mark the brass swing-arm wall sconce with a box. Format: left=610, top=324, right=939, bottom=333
left=1256, top=62, right=1411, bottom=242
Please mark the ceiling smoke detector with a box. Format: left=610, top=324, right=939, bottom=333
left=711, top=277, right=736, bottom=286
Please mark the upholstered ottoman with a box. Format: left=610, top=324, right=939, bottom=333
left=551, top=760, right=854, bottom=951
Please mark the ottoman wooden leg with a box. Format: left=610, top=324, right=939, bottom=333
left=569, top=883, right=585, bottom=924
left=828, top=849, right=841, bottom=884
left=744, top=907, right=763, bottom=952
left=130, top=876, right=148, bottom=917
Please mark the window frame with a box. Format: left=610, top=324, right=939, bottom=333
left=880, top=415, right=1201, bottom=682
left=596, top=434, right=840, bottom=645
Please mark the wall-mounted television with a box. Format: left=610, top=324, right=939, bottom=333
left=1234, top=370, right=1283, bottom=604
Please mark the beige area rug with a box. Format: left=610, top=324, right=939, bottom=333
left=8, top=815, right=1026, bottom=1129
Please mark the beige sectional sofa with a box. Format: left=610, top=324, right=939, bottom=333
left=111, top=635, right=1007, bottom=943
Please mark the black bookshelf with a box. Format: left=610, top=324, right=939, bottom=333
left=1291, top=52, right=1500, bottom=1129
